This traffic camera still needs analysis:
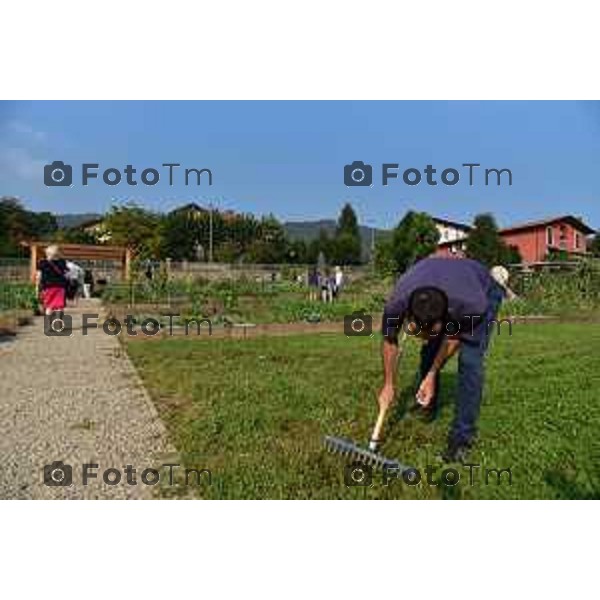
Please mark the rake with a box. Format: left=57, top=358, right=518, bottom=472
left=323, top=409, right=412, bottom=472
left=324, top=332, right=413, bottom=472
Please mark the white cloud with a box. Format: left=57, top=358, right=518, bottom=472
left=6, top=119, right=47, bottom=143
left=0, top=146, right=46, bottom=181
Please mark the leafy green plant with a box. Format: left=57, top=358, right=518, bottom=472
left=0, top=282, right=38, bottom=312
left=507, top=261, right=600, bottom=316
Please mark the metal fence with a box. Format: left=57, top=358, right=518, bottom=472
left=0, top=258, right=29, bottom=283
left=508, top=260, right=599, bottom=272
left=163, top=261, right=372, bottom=282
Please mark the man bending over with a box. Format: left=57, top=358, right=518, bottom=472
left=379, top=258, right=511, bottom=462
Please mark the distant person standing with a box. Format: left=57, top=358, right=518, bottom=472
left=36, top=245, right=68, bottom=317
left=65, top=260, right=84, bottom=305
left=145, top=260, right=154, bottom=281
left=329, top=272, right=338, bottom=301
left=83, top=269, right=94, bottom=299
left=308, top=267, right=319, bottom=301
left=333, top=266, right=344, bottom=299
left=320, top=270, right=333, bottom=303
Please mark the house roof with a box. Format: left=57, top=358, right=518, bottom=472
left=432, top=217, right=472, bottom=231
left=500, top=215, right=595, bottom=235
left=76, top=217, right=104, bottom=229
left=170, top=202, right=207, bottom=214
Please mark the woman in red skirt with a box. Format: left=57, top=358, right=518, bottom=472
left=36, top=245, right=68, bottom=316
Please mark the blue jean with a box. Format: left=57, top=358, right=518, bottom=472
left=419, top=283, right=504, bottom=446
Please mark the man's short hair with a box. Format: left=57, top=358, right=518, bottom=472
left=408, top=286, right=448, bottom=324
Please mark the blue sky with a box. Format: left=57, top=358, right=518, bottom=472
left=0, top=100, right=599, bottom=229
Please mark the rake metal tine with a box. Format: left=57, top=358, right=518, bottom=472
left=324, top=436, right=410, bottom=473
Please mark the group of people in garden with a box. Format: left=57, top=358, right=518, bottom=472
left=308, top=265, right=344, bottom=303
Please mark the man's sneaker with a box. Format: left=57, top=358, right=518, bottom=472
left=411, top=401, right=438, bottom=422
left=440, top=442, right=471, bottom=464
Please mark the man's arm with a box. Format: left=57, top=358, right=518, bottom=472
left=378, top=337, right=399, bottom=411
left=378, top=321, right=404, bottom=410
left=416, top=336, right=460, bottom=406
left=430, top=336, right=460, bottom=374
left=382, top=335, right=399, bottom=388
left=378, top=284, right=407, bottom=410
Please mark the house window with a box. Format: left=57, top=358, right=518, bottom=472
left=546, top=226, right=554, bottom=246
left=559, top=225, right=567, bottom=249
left=574, top=231, right=581, bottom=250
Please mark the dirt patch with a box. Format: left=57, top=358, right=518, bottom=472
left=124, top=319, right=347, bottom=342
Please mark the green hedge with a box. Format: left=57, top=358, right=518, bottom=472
left=0, top=283, right=38, bottom=313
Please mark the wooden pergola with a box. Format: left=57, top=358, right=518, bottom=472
left=22, top=241, right=132, bottom=281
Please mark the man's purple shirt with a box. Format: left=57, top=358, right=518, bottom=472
left=382, top=258, right=495, bottom=341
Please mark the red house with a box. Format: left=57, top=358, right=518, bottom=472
left=499, top=215, right=595, bottom=263
left=434, top=215, right=595, bottom=264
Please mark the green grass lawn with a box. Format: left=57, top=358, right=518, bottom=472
left=126, top=323, right=600, bottom=499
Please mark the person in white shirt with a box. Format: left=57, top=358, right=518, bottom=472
left=333, top=266, right=344, bottom=299
left=65, top=260, right=84, bottom=305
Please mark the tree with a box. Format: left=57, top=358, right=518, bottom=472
left=103, top=203, right=163, bottom=259
left=499, top=243, right=522, bottom=265
left=307, top=228, right=333, bottom=264
left=332, top=203, right=362, bottom=265
left=466, top=213, right=517, bottom=267
left=245, top=215, right=288, bottom=263
left=0, top=197, right=38, bottom=256
left=286, top=239, right=307, bottom=264
left=54, top=228, right=98, bottom=245
left=374, top=237, right=396, bottom=276
left=590, top=233, right=600, bottom=258
left=28, top=211, right=58, bottom=239
left=390, top=211, right=439, bottom=273
left=161, top=211, right=200, bottom=260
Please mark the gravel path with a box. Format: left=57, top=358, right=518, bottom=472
left=0, top=299, right=173, bottom=499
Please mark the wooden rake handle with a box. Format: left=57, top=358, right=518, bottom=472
left=368, top=330, right=408, bottom=452
left=368, top=406, right=388, bottom=451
